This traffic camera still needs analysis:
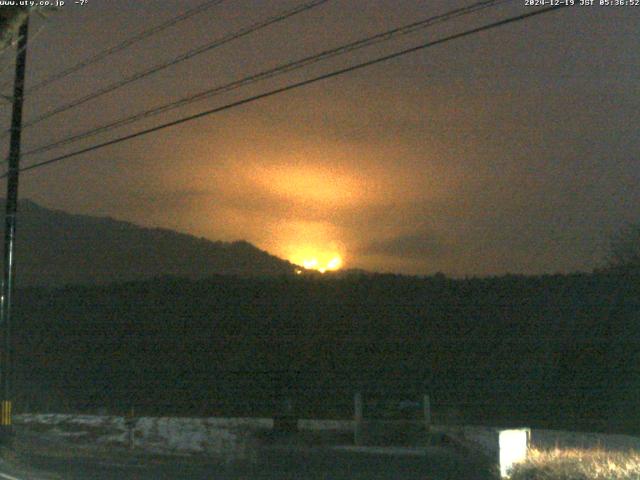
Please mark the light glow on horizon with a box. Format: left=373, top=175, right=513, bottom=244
left=290, top=249, right=343, bottom=273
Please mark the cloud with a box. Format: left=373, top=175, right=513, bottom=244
left=362, top=232, right=447, bottom=259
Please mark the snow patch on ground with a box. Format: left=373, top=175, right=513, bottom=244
left=15, top=414, right=271, bottom=458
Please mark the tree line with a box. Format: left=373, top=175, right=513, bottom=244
left=10, top=271, right=640, bottom=434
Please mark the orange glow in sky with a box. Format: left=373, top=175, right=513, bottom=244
left=236, top=161, right=357, bottom=273
left=246, top=162, right=365, bottom=207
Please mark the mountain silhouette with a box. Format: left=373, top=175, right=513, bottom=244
left=0, top=199, right=297, bottom=286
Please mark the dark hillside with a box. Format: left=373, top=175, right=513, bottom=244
left=0, top=200, right=296, bottom=285
left=11, top=272, right=640, bottom=433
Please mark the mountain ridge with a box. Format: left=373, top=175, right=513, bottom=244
left=0, top=199, right=297, bottom=286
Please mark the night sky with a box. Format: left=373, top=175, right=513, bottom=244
left=0, top=0, right=638, bottom=276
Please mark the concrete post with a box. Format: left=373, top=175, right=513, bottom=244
left=499, top=428, right=530, bottom=478
left=423, top=394, right=431, bottom=431
left=354, top=392, right=363, bottom=446
left=125, top=407, right=135, bottom=450
left=128, top=425, right=134, bottom=450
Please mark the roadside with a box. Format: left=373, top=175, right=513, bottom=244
left=11, top=439, right=495, bottom=480
left=0, top=444, right=62, bottom=480
left=1, top=415, right=496, bottom=480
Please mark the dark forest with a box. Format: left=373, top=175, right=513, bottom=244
left=11, top=272, right=640, bottom=434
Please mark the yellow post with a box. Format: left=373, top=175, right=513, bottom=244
left=1, top=400, right=12, bottom=426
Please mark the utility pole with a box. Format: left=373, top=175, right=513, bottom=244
left=0, top=12, right=29, bottom=445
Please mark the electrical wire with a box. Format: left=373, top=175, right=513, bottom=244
left=16, top=0, right=330, bottom=132
left=0, top=36, right=18, bottom=74
left=2, top=4, right=570, bottom=179
left=23, top=0, right=226, bottom=95
left=21, top=0, right=507, bottom=159
left=0, top=16, right=49, bottom=101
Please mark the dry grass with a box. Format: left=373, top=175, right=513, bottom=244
left=509, top=448, right=640, bottom=480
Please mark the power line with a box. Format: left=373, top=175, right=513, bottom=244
left=0, top=37, right=19, bottom=78
left=22, top=0, right=507, bottom=159
left=16, top=0, right=330, bottom=132
left=3, top=4, right=569, bottom=179
left=22, top=0, right=226, bottom=95
left=0, top=9, right=57, bottom=94
left=0, top=16, right=49, bottom=102
left=0, top=34, right=24, bottom=102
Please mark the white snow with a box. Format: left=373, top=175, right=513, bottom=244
left=15, top=414, right=270, bottom=457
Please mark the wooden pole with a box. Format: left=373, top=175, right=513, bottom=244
left=0, top=13, right=29, bottom=445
